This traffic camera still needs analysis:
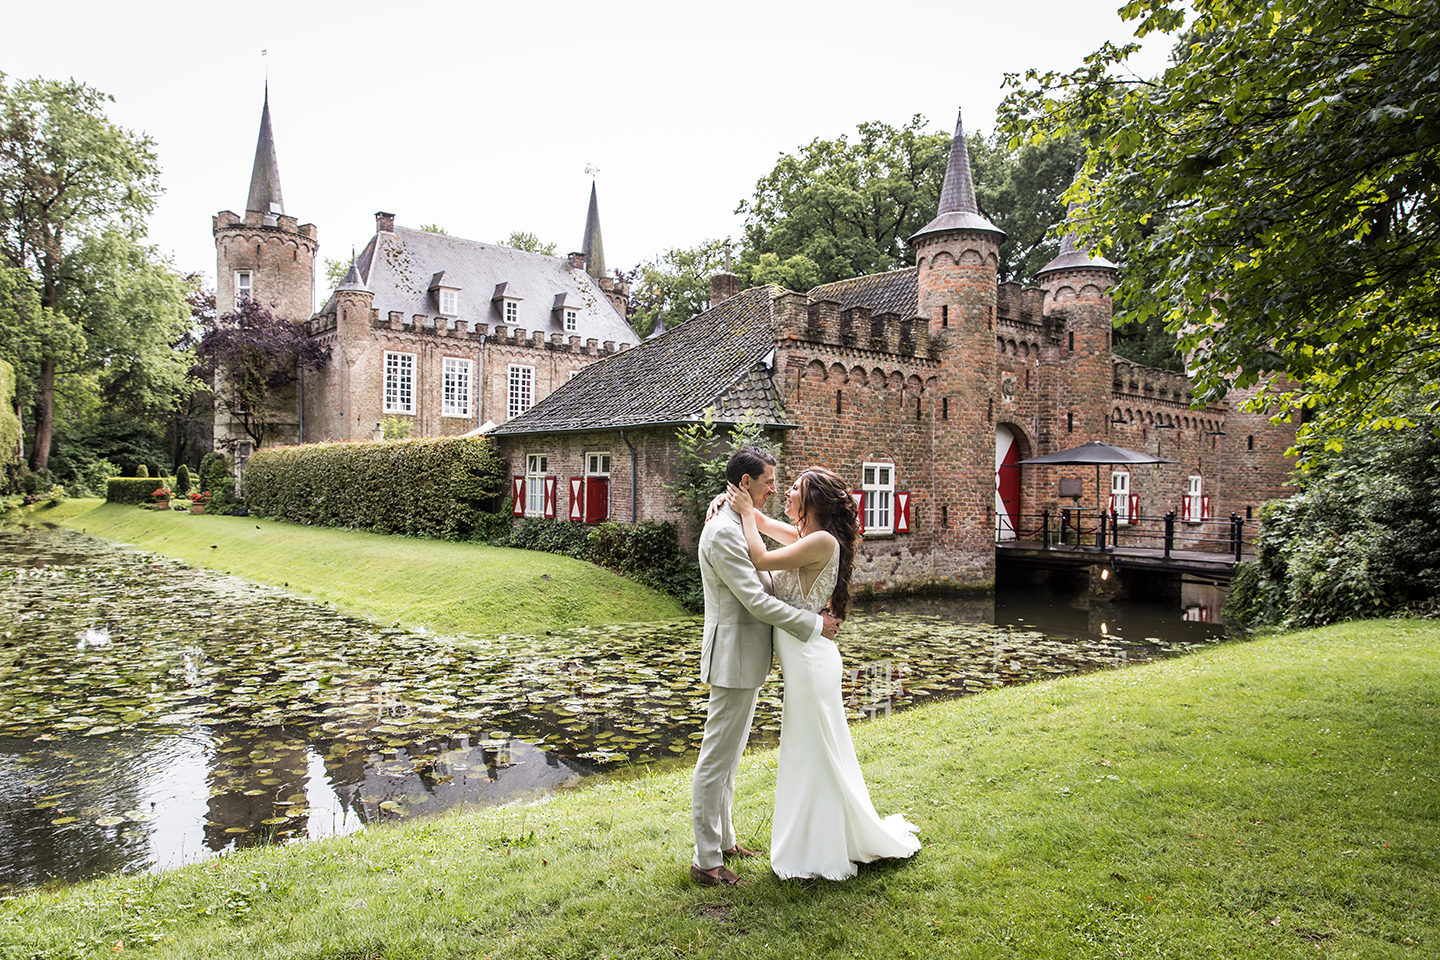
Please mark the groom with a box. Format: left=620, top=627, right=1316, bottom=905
left=690, top=446, right=840, bottom=886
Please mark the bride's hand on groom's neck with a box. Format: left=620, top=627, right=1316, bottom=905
left=726, top=481, right=753, bottom=516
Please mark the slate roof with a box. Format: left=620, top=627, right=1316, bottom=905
left=1037, top=201, right=1118, bottom=276
left=322, top=226, right=636, bottom=344
left=246, top=87, right=285, bottom=216
left=492, top=284, right=793, bottom=435
left=808, top=267, right=918, bottom=317
left=581, top=181, right=605, bottom=279
left=911, top=108, right=1005, bottom=243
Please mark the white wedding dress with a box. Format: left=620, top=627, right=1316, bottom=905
left=770, top=545, right=921, bottom=879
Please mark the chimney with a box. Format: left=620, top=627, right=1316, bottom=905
left=568, top=251, right=586, bottom=270
left=710, top=272, right=740, bottom=309
left=375, top=211, right=395, bottom=233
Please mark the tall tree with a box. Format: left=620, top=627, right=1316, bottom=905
left=968, top=131, right=1083, bottom=283
left=0, top=74, right=165, bottom=469
left=736, top=116, right=950, bottom=285
left=1000, top=0, right=1440, bottom=441
left=191, top=297, right=330, bottom=451
left=624, top=239, right=732, bottom=337
left=499, top=230, right=557, bottom=256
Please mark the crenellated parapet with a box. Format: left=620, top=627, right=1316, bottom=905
left=1112, top=359, right=1199, bottom=410
left=775, top=293, right=931, bottom=360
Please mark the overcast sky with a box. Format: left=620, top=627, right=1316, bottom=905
left=5, top=1, right=1172, bottom=296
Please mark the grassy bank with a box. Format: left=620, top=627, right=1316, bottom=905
left=10, top=499, right=688, bottom=635
left=3, top=619, right=1436, bottom=959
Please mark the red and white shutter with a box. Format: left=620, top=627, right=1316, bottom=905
left=895, top=491, right=911, bottom=533
left=852, top=491, right=864, bottom=535
left=512, top=477, right=525, bottom=516
left=543, top=476, right=557, bottom=519
left=1130, top=494, right=1140, bottom=521
left=1201, top=494, right=1212, bottom=520
left=569, top=477, right=583, bottom=521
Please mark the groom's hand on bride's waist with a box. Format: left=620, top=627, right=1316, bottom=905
left=821, top=610, right=842, bottom=639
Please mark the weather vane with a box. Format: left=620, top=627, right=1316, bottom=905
left=584, top=163, right=600, bottom=178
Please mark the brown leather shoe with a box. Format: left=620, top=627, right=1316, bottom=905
left=690, top=864, right=749, bottom=887
left=723, top=844, right=761, bottom=859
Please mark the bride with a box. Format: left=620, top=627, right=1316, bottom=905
left=727, top=466, right=920, bottom=880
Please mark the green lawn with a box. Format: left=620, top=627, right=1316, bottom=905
left=16, top=499, right=688, bottom=635
left=3, top=618, right=1436, bottom=959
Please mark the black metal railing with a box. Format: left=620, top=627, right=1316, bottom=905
left=997, top=508, right=1255, bottom=561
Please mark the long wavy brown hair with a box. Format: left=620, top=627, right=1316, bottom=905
left=792, top=466, right=861, bottom=618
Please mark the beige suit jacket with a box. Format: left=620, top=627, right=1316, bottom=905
left=697, top=504, right=822, bottom=688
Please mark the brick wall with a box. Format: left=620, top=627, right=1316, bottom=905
left=493, top=427, right=689, bottom=534
left=303, top=295, right=628, bottom=443
left=213, top=209, right=319, bottom=449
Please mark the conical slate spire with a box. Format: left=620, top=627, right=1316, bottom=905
left=246, top=85, right=285, bottom=217
left=1038, top=157, right=1117, bottom=276
left=580, top=181, right=606, bottom=279
left=337, top=248, right=367, bottom=291
left=910, top=108, right=1005, bottom=244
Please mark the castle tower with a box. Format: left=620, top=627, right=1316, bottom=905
left=1035, top=180, right=1118, bottom=449
left=213, top=86, right=318, bottom=325
left=309, top=254, right=375, bottom=442
left=909, top=108, right=1006, bottom=581
left=212, top=86, right=319, bottom=447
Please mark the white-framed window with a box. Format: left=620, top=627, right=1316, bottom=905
left=384, top=351, right=416, bottom=414
left=505, top=300, right=519, bottom=324
left=526, top=454, right=548, bottom=516
left=587, top=452, right=611, bottom=476
left=862, top=462, right=894, bottom=534
left=1111, top=470, right=1132, bottom=524
left=442, top=357, right=472, bottom=418
left=235, top=271, right=252, bottom=309
left=564, top=308, right=578, bottom=333
left=1184, top=474, right=1204, bottom=523
left=439, top=289, right=458, bottom=315
left=507, top=364, right=534, bottom=420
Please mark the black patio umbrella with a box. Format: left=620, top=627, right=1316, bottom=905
left=1017, top=441, right=1176, bottom=520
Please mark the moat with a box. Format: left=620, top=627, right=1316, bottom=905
left=0, top=526, right=1229, bottom=890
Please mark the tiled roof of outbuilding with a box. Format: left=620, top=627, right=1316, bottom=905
left=492, top=285, right=793, bottom=435
left=808, top=267, right=918, bottom=317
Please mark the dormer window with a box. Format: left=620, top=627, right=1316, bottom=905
left=553, top=293, right=581, bottom=332
left=429, top=271, right=461, bottom=316
left=493, top=282, right=523, bottom=326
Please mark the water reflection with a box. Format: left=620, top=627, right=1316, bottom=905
left=0, top=526, right=1229, bottom=890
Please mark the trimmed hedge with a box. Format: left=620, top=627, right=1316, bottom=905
left=242, top=437, right=506, bottom=540
left=1, top=360, right=20, bottom=492
left=491, top=518, right=703, bottom=612
left=107, top=478, right=171, bottom=505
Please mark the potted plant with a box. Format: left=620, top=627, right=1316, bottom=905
left=188, top=491, right=211, bottom=514
left=152, top=486, right=173, bottom=510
